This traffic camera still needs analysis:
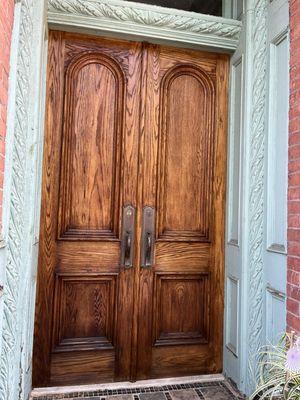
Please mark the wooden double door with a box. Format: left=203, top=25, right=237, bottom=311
left=33, top=31, right=228, bottom=387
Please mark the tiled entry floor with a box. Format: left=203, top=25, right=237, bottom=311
left=32, top=381, right=243, bottom=400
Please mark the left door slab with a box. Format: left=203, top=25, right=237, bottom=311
left=33, top=31, right=142, bottom=387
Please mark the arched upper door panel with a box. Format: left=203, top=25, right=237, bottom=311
left=58, top=53, right=125, bottom=240
left=157, top=64, right=215, bottom=241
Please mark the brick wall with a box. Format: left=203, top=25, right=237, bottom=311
left=287, top=0, right=300, bottom=333
left=0, top=0, right=14, bottom=229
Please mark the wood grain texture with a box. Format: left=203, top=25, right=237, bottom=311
left=33, top=33, right=228, bottom=386
left=33, top=31, right=65, bottom=386
left=158, top=65, right=214, bottom=241
left=153, top=274, right=209, bottom=346
left=53, top=275, right=117, bottom=352
left=58, top=53, right=124, bottom=239
left=50, top=350, right=115, bottom=385
left=33, top=32, right=142, bottom=387
left=135, top=44, right=228, bottom=380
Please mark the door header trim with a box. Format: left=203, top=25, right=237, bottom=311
left=48, top=0, right=241, bottom=52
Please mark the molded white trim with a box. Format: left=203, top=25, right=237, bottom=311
left=47, top=0, right=242, bottom=51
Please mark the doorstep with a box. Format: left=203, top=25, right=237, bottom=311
left=30, top=375, right=244, bottom=400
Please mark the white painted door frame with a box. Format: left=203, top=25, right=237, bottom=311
left=0, top=0, right=287, bottom=399
left=224, top=0, right=289, bottom=393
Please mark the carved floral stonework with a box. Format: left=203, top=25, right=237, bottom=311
left=246, top=0, right=268, bottom=392
left=48, top=0, right=241, bottom=48
left=0, top=0, right=35, bottom=398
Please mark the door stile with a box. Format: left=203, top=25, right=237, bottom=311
left=33, top=31, right=65, bottom=386
left=134, top=44, right=161, bottom=380
left=209, top=54, right=229, bottom=371
left=129, top=42, right=146, bottom=381
left=113, top=39, right=143, bottom=382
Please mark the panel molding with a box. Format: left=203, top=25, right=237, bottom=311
left=266, top=285, right=286, bottom=344
left=227, top=55, right=243, bottom=247
left=225, top=275, right=239, bottom=357
left=48, top=0, right=242, bottom=52
left=153, top=273, right=209, bottom=347
left=265, top=29, right=289, bottom=255
left=157, top=65, right=215, bottom=242
left=53, top=274, right=117, bottom=352
left=58, top=52, right=124, bottom=240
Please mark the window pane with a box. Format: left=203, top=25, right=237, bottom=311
left=126, top=0, right=222, bottom=17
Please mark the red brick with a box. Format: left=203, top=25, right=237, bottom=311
left=288, top=256, right=300, bottom=271
left=288, top=241, right=300, bottom=257
left=289, top=159, right=300, bottom=174
left=290, top=104, right=300, bottom=120
left=288, top=172, right=300, bottom=187
left=290, top=76, right=300, bottom=92
left=288, top=201, right=300, bottom=214
left=287, top=298, right=300, bottom=316
left=289, top=131, right=300, bottom=146
left=0, top=172, right=3, bottom=189
left=288, top=229, right=300, bottom=242
left=290, top=38, right=300, bottom=57
left=287, top=283, right=300, bottom=300
left=288, top=214, right=300, bottom=228
left=287, top=269, right=300, bottom=286
left=289, top=143, right=300, bottom=160
left=288, top=0, right=300, bottom=331
left=287, top=313, right=300, bottom=333
left=288, top=187, right=300, bottom=201
left=290, top=87, right=300, bottom=101
left=0, top=139, right=5, bottom=160
left=290, top=117, right=300, bottom=134
left=0, top=0, right=14, bottom=229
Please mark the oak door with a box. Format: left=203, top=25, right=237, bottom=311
left=134, top=45, right=228, bottom=379
left=33, top=32, right=143, bottom=386
left=33, top=31, right=228, bottom=387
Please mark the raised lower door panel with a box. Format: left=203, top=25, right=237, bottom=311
left=33, top=33, right=228, bottom=386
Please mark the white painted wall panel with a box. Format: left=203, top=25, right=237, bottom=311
left=224, top=19, right=246, bottom=387
left=228, top=57, right=243, bottom=245
left=226, top=276, right=239, bottom=355
left=266, top=34, right=289, bottom=253
left=266, top=287, right=286, bottom=344
left=264, top=0, right=288, bottom=345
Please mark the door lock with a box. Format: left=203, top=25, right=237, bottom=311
left=121, top=205, right=136, bottom=268
left=141, top=206, right=155, bottom=268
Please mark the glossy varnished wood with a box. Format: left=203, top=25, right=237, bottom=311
left=58, top=52, right=124, bottom=239
left=135, top=44, right=228, bottom=380
left=33, top=33, right=228, bottom=386
left=33, top=32, right=142, bottom=386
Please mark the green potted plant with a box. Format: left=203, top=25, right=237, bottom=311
left=250, top=332, right=300, bottom=399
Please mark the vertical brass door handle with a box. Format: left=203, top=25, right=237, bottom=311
left=141, top=206, right=155, bottom=268
left=144, top=232, right=152, bottom=267
left=121, top=205, right=136, bottom=268
left=124, top=231, right=132, bottom=267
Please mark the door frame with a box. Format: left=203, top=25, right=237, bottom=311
left=0, top=0, right=271, bottom=399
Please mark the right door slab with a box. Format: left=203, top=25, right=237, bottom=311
left=135, top=44, right=229, bottom=380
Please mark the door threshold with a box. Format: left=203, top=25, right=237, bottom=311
left=31, top=374, right=225, bottom=397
